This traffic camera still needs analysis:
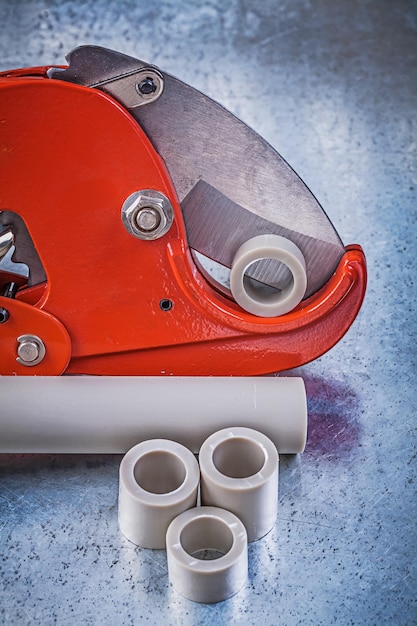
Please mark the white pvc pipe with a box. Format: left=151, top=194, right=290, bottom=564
left=0, top=376, right=307, bottom=454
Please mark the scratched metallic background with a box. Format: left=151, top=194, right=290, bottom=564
left=0, top=0, right=416, bottom=624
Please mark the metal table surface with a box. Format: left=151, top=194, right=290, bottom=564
left=0, top=0, right=416, bottom=624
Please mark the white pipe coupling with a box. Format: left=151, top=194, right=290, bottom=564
left=118, top=439, right=200, bottom=549
left=230, top=234, right=307, bottom=317
left=199, top=427, right=279, bottom=542
left=166, top=506, right=248, bottom=603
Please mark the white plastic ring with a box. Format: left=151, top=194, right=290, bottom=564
left=199, top=427, right=279, bottom=542
left=166, top=506, right=248, bottom=603
left=230, top=234, right=307, bottom=317
left=118, top=439, right=200, bottom=549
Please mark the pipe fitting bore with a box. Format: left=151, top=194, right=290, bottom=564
left=166, top=506, right=248, bottom=603
left=199, top=427, right=279, bottom=542
left=118, top=439, right=200, bottom=549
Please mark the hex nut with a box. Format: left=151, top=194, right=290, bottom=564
left=121, top=189, right=174, bottom=240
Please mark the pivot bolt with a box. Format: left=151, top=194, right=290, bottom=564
left=121, top=189, right=174, bottom=241
left=135, top=207, right=161, bottom=232
left=16, top=334, right=46, bottom=367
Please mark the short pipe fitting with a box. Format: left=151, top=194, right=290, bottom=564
left=118, top=439, right=200, bottom=549
left=199, top=427, right=279, bottom=542
left=230, top=234, right=307, bottom=317
left=166, top=506, right=248, bottom=603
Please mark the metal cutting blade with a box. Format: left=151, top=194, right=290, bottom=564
left=49, top=46, right=345, bottom=297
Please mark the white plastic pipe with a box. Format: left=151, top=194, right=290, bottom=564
left=0, top=376, right=307, bottom=454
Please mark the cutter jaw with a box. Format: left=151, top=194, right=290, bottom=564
left=0, top=54, right=366, bottom=376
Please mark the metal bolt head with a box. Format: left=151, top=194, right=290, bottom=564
left=138, top=77, right=157, bottom=95
left=16, top=334, right=46, bottom=367
left=135, top=207, right=161, bottom=232
left=133, top=68, right=164, bottom=105
left=121, top=190, right=174, bottom=240
left=17, top=340, right=39, bottom=363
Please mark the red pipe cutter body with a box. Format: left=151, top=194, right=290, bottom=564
left=0, top=50, right=366, bottom=376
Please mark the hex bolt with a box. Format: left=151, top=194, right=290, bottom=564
left=16, top=334, right=46, bottom=367
left=121, top=190, right=174, bottom=241
left=135, top=207, right=161, bottom=233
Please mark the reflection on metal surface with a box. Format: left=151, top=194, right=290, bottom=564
left=303, top=374, right=361, bottom=458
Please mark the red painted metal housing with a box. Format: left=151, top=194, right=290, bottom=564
left=0, top=70, right=366, bottom=376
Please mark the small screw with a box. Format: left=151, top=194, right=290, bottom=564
left=160, top=299, right=173, bottom=311
left=0, top=307, right=9, bottom=323
left=17, top=340, right=40, bottom=363
left=138, top=77, right=157, bottom=95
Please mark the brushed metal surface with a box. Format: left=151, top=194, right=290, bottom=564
left=0, top=1, right=415, bottom=624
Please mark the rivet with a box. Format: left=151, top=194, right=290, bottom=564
left=16, top=334, right=46, bottom=367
